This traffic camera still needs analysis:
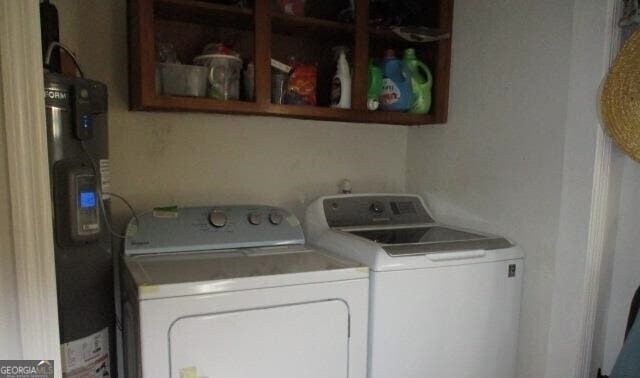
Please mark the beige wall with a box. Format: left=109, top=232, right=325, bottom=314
left=600, top=156, right=640, bottom=372
left=0, top=53, right=22, bottom=359
left=52, top=0, right=407, bottom=228
left=407, top=1, right=572, bottom=377
left=407, top=1, right=617, bottom=377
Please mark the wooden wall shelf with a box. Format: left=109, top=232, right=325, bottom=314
left=154, top=0, right=253, bottom=28
left=128, top=0, right=453, bottom=126
left=271, top=13, right=355, bottom=41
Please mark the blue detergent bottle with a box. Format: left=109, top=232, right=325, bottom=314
left=379, top=49, right=413, bottom=112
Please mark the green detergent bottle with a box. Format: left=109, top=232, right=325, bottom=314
left=367, top=61, right=383, bottom=110
left=402, top=48, right=432, bottom=114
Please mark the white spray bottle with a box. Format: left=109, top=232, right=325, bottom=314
left=331, top=46, right=351, bottom=109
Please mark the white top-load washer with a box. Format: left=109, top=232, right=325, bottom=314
left=305, top=194, right=524, bottom=378
left=122, top=205, right=368, bottom=378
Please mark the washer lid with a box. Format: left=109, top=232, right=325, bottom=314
left=125, top=246, right=368, bottom=300
left=347, top=225, right=512, bottom=256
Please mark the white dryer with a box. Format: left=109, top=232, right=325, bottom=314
left=305, top=194, right=524, bottom=378
left=122, top=205, right=368, bottom=378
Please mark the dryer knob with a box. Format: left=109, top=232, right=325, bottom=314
left=208, top=210, right=227, bottom=228
left=269, top=212, right=283, bottom=225
left=370, top=201, right=386, bottom=214
left=248, top=212, right=263, bottom=225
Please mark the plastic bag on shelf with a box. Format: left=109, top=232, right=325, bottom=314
left=285, top=61, right=317, bottom=106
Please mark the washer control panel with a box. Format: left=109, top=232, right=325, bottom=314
left=323, top=195, right=434, bottom=228
left=125, top=205, right=303, bottom=255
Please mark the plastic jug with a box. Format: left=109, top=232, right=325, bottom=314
left=331, top=46, right=352, bottom=109
left=367, top=61, right=383, bottom=110
left=402, top=48, right=433, bottom=114
left=379, top=49, right=413, bottom=112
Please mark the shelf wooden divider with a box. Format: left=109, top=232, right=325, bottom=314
left=352, top=0, right=369, bottom=111
left=129, top=0, right=157, bottom=110
left=254, top=0, right=271, bottom=108
left=432, top=0, right=453, bottom=123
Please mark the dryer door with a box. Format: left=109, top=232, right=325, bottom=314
left=169, top=300, right=349, bottom=378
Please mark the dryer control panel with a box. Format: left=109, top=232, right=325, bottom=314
left=124, top=205, right=304, bottom=255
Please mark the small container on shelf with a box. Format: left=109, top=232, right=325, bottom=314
left=271, top=71, right=289, bottom=104
left=270, top=58, right=291, bottom=104
left=243, top=61, right=255, bottom=101
left=194, top=53, right=243, bottom=101
left=158, top=63, right=209, bottom=97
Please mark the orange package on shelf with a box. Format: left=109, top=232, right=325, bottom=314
left=285, top=63, right=317, bottom=106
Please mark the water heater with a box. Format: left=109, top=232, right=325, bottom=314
left=44, top=72, right=115, bottom=377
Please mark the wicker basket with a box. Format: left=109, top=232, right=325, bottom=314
left=601, top=30, right=640, bottom=162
